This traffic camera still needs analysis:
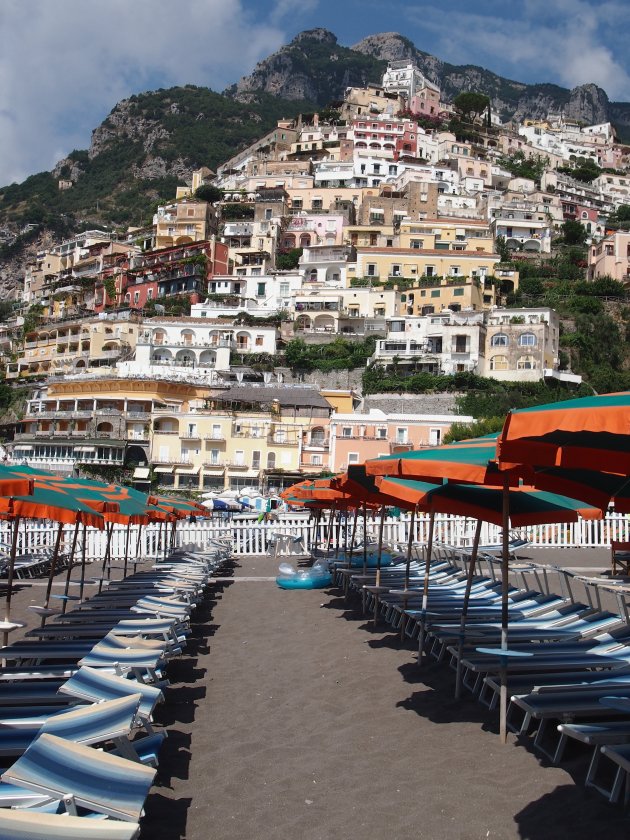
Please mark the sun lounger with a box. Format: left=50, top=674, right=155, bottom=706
left=59, top=665, right=164, bottom=720
left=0, top=809, right=140, bottom=840
left=1, top=732, right=156, bottom=821
left=0, top=693, right=141, bottom=758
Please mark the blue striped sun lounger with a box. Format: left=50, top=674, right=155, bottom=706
left=0, top=693, right=142, bottom=758
left=1, top=732, right=156, bottom=821
left=59, top=666, right=164, bottom=720
left=0, top=808, right=141, bottom=839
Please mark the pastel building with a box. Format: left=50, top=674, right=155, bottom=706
left=589, top=230, right=630, bottom=284
left=329, top=409, right=473, bottom=472
left=7, top=311, right=141, bottom=380
left=122, top=318, right=278, bottom=382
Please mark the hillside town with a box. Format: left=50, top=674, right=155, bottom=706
left=4, top=59, right=630, bottom=499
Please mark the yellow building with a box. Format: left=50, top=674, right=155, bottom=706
left=8, top=312, right=141, bottom=380
left=153, top=199, right=218, bottom=250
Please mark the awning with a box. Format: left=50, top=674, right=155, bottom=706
left=13, top=445, right=34, bottom=451
left=176, top=466, right=200, bottom=474
left=154, top=466, right=174, bottom=474
left=133, top=467, right=150, bottom=479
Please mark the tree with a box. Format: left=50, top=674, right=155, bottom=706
left=561, top=220, right=588, bottom=246
left=194, top=185, right=222, bottom=203
left=495, top=235, right=511, bottom=262
left=276, top=248, right=302, bottom=270
left=453, top=91, right=490, bottom=123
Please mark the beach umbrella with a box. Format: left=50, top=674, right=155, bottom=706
left=365, top=434, right=525, bottom=486
left=376, top=475, right=601, bottom=728
left=0, top=487, right=106, bottom=642
left=497, top=391, right=630, bottom=475
left=335, top=466, right=426, bottom=586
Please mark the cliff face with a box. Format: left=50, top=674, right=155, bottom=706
left=233, top=29, right=622, bottom=132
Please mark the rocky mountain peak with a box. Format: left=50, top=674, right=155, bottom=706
left=351, top=32, right=418, bottom=63
left=291, top=28, right=337, bottom=45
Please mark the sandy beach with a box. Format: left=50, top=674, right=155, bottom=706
left=3, top=546, right=630, bottom=838
left=136, top=547, right=627, bottom=840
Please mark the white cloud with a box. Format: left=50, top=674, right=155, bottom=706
left=0, top=0, right=289, bottom=185
left=403, top=0, right=630, bottom=100
left=269, top=0, right=319, bottom=26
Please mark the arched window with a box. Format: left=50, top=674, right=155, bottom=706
left=517, top=355, right=536, bottom=370
left=490, top=355, right=509, bottom=371
left=518, top=332, right=537, bottom=347
left=491, top=333, right=509, bottom=347
left=267, top=452, right=276, bottom=469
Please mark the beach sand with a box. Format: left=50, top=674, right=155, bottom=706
left=133, top=547, right=628, bottom=840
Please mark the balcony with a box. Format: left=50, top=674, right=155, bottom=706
left=390, top=441, right=413, bottom=453
left=202, top=461, right=226, bottom=471
left=267, top=435, right=298, bottom=446
left=224, top=461, right=250, bottom=470
left=204, top=434, right=226, bottom=442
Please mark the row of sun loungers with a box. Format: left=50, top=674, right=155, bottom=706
left=0, top=536, right=232, bottom=839
left=332, top=542, right=630, bottom=808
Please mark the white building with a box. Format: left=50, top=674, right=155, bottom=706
left=121, top=318, right=278, bottom=382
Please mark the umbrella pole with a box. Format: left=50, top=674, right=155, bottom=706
left=401, top=504, right=417, bottom=641
left=122, top=523, right=131, bottom=578
left=312, top=509, right=321, bottom=552
left=41, top=522, right=65, bottom=625
left=500, top=476, right=511, bottom=743
left=79, top=523, right=87, bottom=602
left=134, top=524, right=142, bottom=573
left=98, top=522, right=114, bottom=593
left=326, top=504, right=336, bottom=554
left=61, top=520, right=81, bottom=615
left=455, top=518, right=482, bottom=698
left=334, top=508, right=341, bottom=559
left=362, top=504, right=368, bottom=574
left=3, top=516, right=21, bottom=648
left=373, top=505, right=386, bottom=625
left=417, top=507, right=436, bottom=667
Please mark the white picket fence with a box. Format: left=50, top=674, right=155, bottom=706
left=1, top=512, right=627, bottom=562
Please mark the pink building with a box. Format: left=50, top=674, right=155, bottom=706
left=329, top=409, right=474, bottom=472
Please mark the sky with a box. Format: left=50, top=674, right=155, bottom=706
left=2, top=0, right=630, bottom=188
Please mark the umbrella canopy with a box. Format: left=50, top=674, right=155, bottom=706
left=497, top=392, right=630, bottom=475
left=0, top=486, right=105, bottom=529
left=365, top=434, right=525, bottom=486
left=335, top=466, right=425, bottom=512
left=376, top=477, right=602, bottom=527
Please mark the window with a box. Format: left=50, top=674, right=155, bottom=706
left=410, top=239, right=423, bottom=249
left=490, top=355, right=509, bottom=371
left=257, top=282, right=266, bottom=297
left=429, top=428, right=441, bottom=446
left=342, top=427, right=352, bottom=438
left=518, top=332, right=537, bottom=347
left=311, top=454, right=323, bottom=466
left=453, top=335, right=468, bottom=353
left=266, top=452, right=276, bottom=469
left=366, top=264, right=377, bottom=277
left=255, top=335, right=264, bottom=347
left=517, top=355, right=536, bottom=370
left=395, top=427, right=408, bottom=444
left=234, top=450, right=245, bottom=466
left=279, top=282, right=290, bottom=297
left=377, top=427, right=387, bottom=439
left=431, top=290, right=440, bottom=298
left=348, top=452, right=359, bottom=464
left=453, top=288, right=464, bottom=296
left=252, top=450, right=261, bottom=470
left=209, top=449, right=220, bottom=465
left=491, top=333, right=509, bottom=347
